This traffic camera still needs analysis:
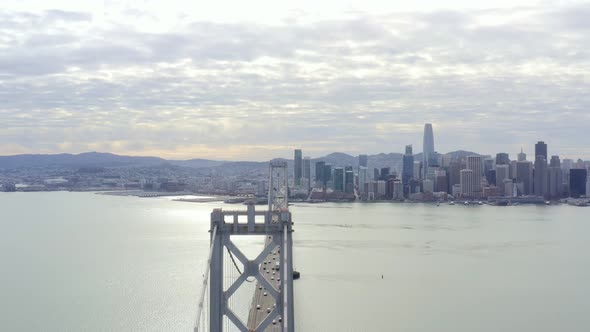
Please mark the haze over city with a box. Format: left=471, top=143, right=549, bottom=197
left=2, top=0, right=590, bottom=160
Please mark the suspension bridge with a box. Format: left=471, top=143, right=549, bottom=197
left=194, top=161, right=295, bottom=332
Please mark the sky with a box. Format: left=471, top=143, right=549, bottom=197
left=1, top=0, right=589, bottom=161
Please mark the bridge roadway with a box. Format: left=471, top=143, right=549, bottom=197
left=247, top=236, right=282, bottom=331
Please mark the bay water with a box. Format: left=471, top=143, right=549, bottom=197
left=1, top=192, right=589, bottom=331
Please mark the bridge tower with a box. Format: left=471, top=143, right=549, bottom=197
left=195, top=161, right=295, bottom=332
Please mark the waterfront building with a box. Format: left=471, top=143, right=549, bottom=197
left=345, top=170, right=354, bottom=193
left=363, top=182, right=376, bottom=199
left=376, top=180, right=387, bottom=197
left=303, top=157, right=311, bottom=190
left=495, top=164, right=510, bottom=192
left=460, top=169, right=474, bottom=197
left=315, top=161, right=325, bottom=185
left=534, top=156, right=548, bottom=197
left=392, top=180, right=404, bottom=200
left=569, top=169, right=587, bottom=198
left=452, top=184, right=461, bottom=197
left=323, top=164, right=332, bottom=186
left=547, top=156, right=562, bottom=199
left=548, top=166, right=562, bottom=199
left=467, top=156, right=483, bottom=175
left=402, top=145, right=414, bottom=184
left=402, top=145, right=414, bottom=198
left=503, top=178, right=516, bottom=197
left=518, top=148, right=527, bottom=161
left=294, top=149, right=303, bottom=186
left=587, top=179, right=590, bottom=198
left=483, top=186, right=501, bottom=198
left=535, top=141, right=548, bottom=161
left=423, top=123, right=435, bottom=179
left=358, top=154, right=368, bottom=168
left=333, top=167, right=344, bottom=192
left=510, top=160, right=518, bottom=179
left=423, top=179, right=434, bottom=193
left=448, top=161, right=461, bottom=194
left=373, top=168, right=380, bottom=181
left=496, top=153, right=510, bottom=165
left=516, top=161, right=534, bottom=195
left=435, top=169, right=447, bottom=193
left=466, top=156, right=483, bottom=193
left=358, top=166, right=368, bottom=194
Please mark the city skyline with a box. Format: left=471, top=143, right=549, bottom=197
left=1, top=1, right=590, bottom=160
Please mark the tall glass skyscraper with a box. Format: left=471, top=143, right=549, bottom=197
left=423, top=123, right=435, bottom=179
left=535, top=141, right=547, bottom=160
left=402, top=145, right=414, bottom=184
left=294, top=149, right=302, bottom=186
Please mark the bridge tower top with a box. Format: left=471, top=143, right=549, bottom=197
left=268, top=161, right=288, bottom=212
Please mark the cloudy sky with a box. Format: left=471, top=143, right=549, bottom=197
left=1, top=0, right=589, bottom=160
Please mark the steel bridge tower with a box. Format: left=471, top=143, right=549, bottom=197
left=195, top=161, right=295, bottom=332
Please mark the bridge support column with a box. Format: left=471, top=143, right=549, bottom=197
left=210, top=209, right=224, bottom=332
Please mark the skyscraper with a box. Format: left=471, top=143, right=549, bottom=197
left=315, top=161, right=325, bottom=183
left=535, top=141, right=547, bottom=161
left=333, top=167, right=344, bottom=192
left=294, top=149, right=302, bottom=186
left=358, top=154, right=368, bottom=168
left=413, top=161, right=422, bottom=180
left=495, top=153, right=510, bottom=165
left=345, top=170, right=354, bottom=193
left=569, top=169, right=587, bottom=198
left=518, top=148, right=526, bottom=161
left=323, top=164, right=332, bottom=186
left=460, top=169, right=474, bottom=197
left=550, top=155, right=561, bottom=168
left=303, top=157, right=311, bottom=190
left=435, top=169, right=447, bottom=193
left=534, top=156, right=548, bottom=197
left=516, top=161, right=533, bottom=195
left=423, top=123, right=435, bottom=179
left=466, top=156, right=483, bottom=194
left=358, top=166, right=368, bottom=194
left=484, top=158, right=495, bottom=185
left=402, top=145, right=414, bottom=185
left=495, top=164, right=510, bottom=192
left=448, top=160, right=461, bottom=194
left=548, top=156, right=562, bottom=199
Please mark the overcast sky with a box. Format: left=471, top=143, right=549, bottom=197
left=1, top=0, right=589, bottom=160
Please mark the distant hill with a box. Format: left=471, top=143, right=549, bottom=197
left=0, top=152, right=167, bottom=168
left=0, top=150, right=483, bottom=171
left=168, top=158, right=225, bottom=169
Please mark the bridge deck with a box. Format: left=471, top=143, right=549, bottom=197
left=247, top=237, right=282, bottom=331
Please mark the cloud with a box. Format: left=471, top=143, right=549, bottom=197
left=0, top=4, right=589, bottom=160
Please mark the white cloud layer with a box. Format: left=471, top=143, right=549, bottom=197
left=1, top=1, right=589, bottom=160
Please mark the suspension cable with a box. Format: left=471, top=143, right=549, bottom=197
left=226, top=246, right=256, bottom=283
left=194, top=225, right=217, bottom=332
